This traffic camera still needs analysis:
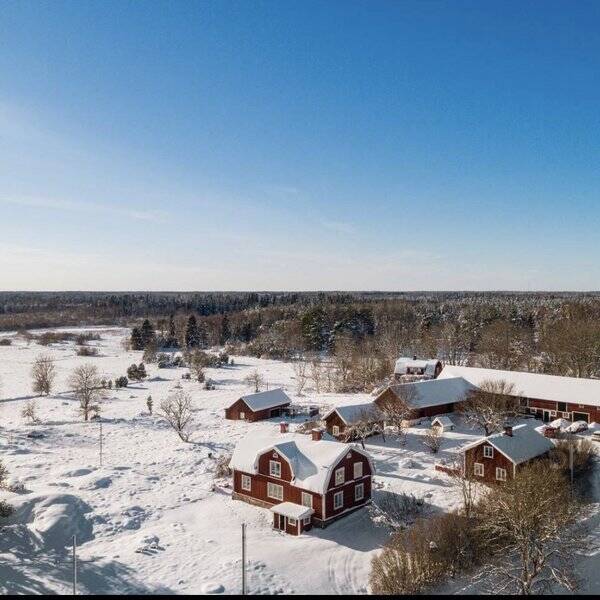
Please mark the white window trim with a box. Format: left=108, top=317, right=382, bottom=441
left=483, top=446, right=494, bottom=459
left=302, top=516, right=311, bottom=526
left=267, top=482, right=284, bottom=501
left=335, top=467, right=345, bottom=486
left=301, top=492, right=313, bottom=509
left=474, top=462, right=484, bottom=477
left=333, top=490, right=344, bottom=510
left=288, top=517, right=297, bottom=526
left=269, top=460, right=282, bottom=478
left=239, top=411, right=245, bottom=419
left=353, top=462, right=363, bottom=479
left=354, top=482, right=364, bottom=501
left=496, top=467, right=507, bottom=482
left=332, top=425, right=340, bottom=436
left=241, top=474, right=251, bottom=492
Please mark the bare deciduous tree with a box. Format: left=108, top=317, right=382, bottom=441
left=68, top=364, right=102, bottom=421
left=344, top=407, right=384, bottom=448
left=160, top=390, right=194, bottom=442
left=377, top=385, right=416, bottom=443
left=369, top=490, right=426, bottom=531
left=448, top=460, right=479, bottom=518
left=422, top=427, right=442, bottom=453
left=476, top=462, right=588, bottom=594
left=244, top=369, right=264, bottom=393
left=21, top=399, right=40, bottom=424
left=458, top=379, right=520, bottom=436
left=309, top=358, right=323, bottom=393
left=31, top=354, right=56, bottom=396
left=292, top=359, right=309, bottom=395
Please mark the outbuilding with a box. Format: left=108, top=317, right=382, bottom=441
left=225, top=388, right=292, bottom=422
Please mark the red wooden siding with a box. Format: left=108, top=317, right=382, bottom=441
left=225, top=398, right=289, bottom=422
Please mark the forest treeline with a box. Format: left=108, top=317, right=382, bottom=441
left=3, top=292, right=600, bottom=384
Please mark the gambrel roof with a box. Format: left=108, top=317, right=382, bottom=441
left=394, top=357, right=441, bottom=376
left=230, top=430, right=374, bottom=494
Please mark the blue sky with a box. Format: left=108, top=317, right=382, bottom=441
left=1, top=0, right=599, bottom=290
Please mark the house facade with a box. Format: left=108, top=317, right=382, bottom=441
left=394, top=357, right=443, bottom=382
left=230, top=425, right=374, bottom=535
left=462, top=424, right=555, bottom=484
left=322, top=402, right=383, bottom=441
left=225, top=388, right=292, bottom=422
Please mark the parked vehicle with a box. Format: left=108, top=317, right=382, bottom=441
left=566, top=420, right=588, bottom=434
left=592, top=430, right=600, bottom=442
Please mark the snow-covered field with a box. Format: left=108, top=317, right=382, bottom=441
left=0, top=327, right=598, bottom=595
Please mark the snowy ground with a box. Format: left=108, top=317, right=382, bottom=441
left=0, top=327, right=598, bottom=595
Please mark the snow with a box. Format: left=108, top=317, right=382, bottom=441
left=440, top=364, right=600, bottom=408
left=0, top=327, right=598, bottom=594
left=394, top=357, right=440, bottom=376
left=230, top=430, right=373, bottom=494
left=386, top=376, right=475, bottom=409
left=238, top=388, right=291, bottom=412
left=270, top=502, right=313, bottom=519
left=322, top=402, right=380, bottom=425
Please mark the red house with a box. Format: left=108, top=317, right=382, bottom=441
left=439, top=365, right=600, bottom=424
left=462, top=424, right=555, bottom=483
left=322, top=402, right=383, bottom=441
left=394, top=356, right=443, bottom=382
left=230, top=424, right=374, bottom=535
left=225, top=388, right=292, bottom=422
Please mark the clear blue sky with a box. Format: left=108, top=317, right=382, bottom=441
left=1, top=0, right=599, bottom=291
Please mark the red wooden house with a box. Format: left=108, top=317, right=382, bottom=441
left=230, top=424, right=374, bottom=535
left=225, top=388, right=292, bottom=422
left=439, top=365, right=600, bottom=424
left=322, top=402, right=383, bottom=441
left=462, top=424, right=555, bottom=483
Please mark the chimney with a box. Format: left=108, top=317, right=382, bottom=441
left=311, top=428, right=323, bottom=442
left=503, top=424, right=513, bottom=437
left=280, top=422, right=289, bottom=434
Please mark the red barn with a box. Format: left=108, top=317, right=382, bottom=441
left=439, top=365, right=600, bottom=424
left=230, top=425, right=374, bottom=535
left=225, top=388, right=292, bottom=422
left=322, top=402, right=383, bottom=441
left=462, top=424, right=555, bottom=483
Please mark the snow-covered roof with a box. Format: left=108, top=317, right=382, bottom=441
left=439, top=365, right=600, bottom=408
left=385, top=377, right=475, bottom=409
left=238, top=388, right=291, bottom=412
left=462, top=424, right=554, bottom=465
left=322, top=402, right=381, bottom=425
left=432, top=415, right=454, bottom=427
left=270, top=502, right=314, bottom=519
left=394, top=357, right=440, bottom=376
left=230, top=430, right=374, bottom=494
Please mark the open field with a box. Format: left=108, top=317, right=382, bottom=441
left=1, top=327, right=599, bottom=594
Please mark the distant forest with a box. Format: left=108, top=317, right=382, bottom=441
left=3, top=291, right=600, bottom=386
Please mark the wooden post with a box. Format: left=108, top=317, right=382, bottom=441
left=72, top=534, right=77, bottom=595
left=99, top=419, right=103, bottom=467
left=241, top=523, right=246, bottom=595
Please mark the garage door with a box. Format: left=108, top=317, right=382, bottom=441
left=572, top=411, right=589, bottom=423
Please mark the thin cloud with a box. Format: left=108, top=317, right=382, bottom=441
left=321, top=220, right=356, bottom=235
left=0, top=196, right=168, bottom=223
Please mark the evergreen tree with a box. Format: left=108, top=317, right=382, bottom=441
left=301, top=306, right=327, bottom=351
left=130, top=327, right=144, bottom=351
left=167, top=314, right=178, bottom=347
left=219, top=315, right=231, bottom=346
left=185, top=315, right=200, bottom=348
left=140, top=319, right=156, bottom=348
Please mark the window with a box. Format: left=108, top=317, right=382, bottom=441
left=474, top=462, right=484, bottom=477
left=496, top=467, right=507, bottom=482
left=267, top=482, right=284, bottom=501
left=332, top=425, right=340, bottom=436
left=557, top=402, right=566, bottom=412
left=354, top=483, right=364, bottom=501
left=301, top=492, right=313, bottom=508
left=241, top=474, right=251, bottom=492
left=288, top=518, right=297, bottom=526
left=239, top=412, right=245, bottom=419
left=335, top=467, right=345, bottom=486
left=353, top=462, right=363, bottom=479
left=333, top=491, right=344, bottom=510
left=303, top=516, right=311, bottom=526
left=269, top=460, right=281, bottom=478
left=483, top=446, right=494, bottom=459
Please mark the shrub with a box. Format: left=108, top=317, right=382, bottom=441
left=127, top=363, right=147, bottom=382
left=115, top=376, right=129, bottom=388
left=0, top=338, right=12, bottom=346
left=77, top=345, right=98, bottom=356
left=214, top=454, right=232, bottom=479
left=422, top=427, right=442, bottom=454
left=549, top=439, right=595, bottom=477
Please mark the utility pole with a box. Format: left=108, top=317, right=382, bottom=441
left=569, top=433, right=574, bottom=491
left=72, top=534, right=77, bottom=595
left=99, top=419, right=103, bottom=467
left=241, top=523, right=246, bottom=595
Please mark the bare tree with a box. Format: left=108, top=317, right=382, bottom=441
left=476, top=461, right=588, bottom=594
left=309, top=358, right=323, bottom=393
left=160, top=390, right=194, bottom=442
left=292, top=359, right=309, bottom=395
left=344, top=407, right=385, bottom=448
left=244, top=369, right=264, bottom=393
left=377, top=385, right=416, bottom=443
left=422, top=427, right=442, bottom=454
left=448, top=460, right=479, bottom=518
left=369, top=490, right=426, bottom=531
left=68, top=364, right=102, bottom=421
left=31, top=354, right=56, bottom=396
left=458, top=379, right=520, bottom=436
left=21, top=399, right=40, bottom=424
